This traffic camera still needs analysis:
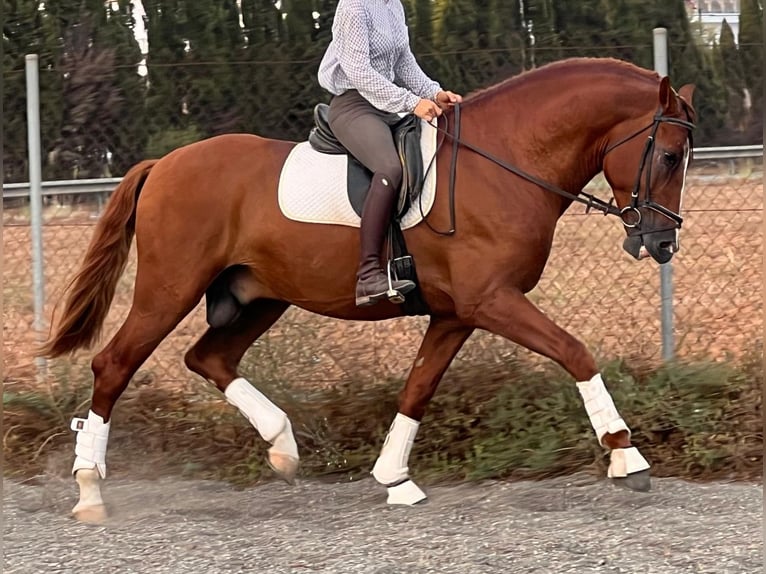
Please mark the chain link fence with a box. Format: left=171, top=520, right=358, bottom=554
left=4, top=48, right=764, bottom=388
left=4, top=159, right=762, bottom=387
left=3, top=38, right=763, bottom=185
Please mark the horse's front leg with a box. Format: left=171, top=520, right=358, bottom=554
left=372, top=317, right=473, bottom=505
left=466, top=287, right=651, bottom=491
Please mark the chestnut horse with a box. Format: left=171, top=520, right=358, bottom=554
left=42, top=58, right=695, bottom=522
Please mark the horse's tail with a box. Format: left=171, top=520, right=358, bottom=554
left=39, top=160, right=158, bottom=358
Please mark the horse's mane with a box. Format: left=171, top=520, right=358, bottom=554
left=464, top=58, right=661, bottom=105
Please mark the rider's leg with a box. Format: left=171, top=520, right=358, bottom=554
left=328, top=91, right=415, bottom=306
left=354, top=172, right=416, bottom=306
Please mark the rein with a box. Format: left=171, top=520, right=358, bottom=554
left=419, top=101, right=695, bottom=236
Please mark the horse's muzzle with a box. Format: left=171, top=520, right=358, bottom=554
left=623, top=229, right=678, bottom=264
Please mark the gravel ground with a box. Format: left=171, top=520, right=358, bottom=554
left=3, top=473, right=762, bottom=574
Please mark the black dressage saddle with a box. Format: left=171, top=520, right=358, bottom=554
left=308, top=103, right=425, bottom=218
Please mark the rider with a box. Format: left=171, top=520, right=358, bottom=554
left=318, top=0, right=462, bottom=307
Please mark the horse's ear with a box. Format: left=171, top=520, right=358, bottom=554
left=658, top=76, right=678, bottom=114
left=678, top=84, right=696, bottom=107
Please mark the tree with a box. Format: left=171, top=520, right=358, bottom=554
left=143, top=0, right=197, bottom=156
left=738, top=0, right=763, bottom=142
left=531, top=0, right=567, bottom=67
left=407, top=0, right=435, bottom=53
left=432, top=0, right=501, bottom=93
left=2, top=0, right=74, bottom=182
left=3, top=0, right=743, bottom=175
left=313, top=0, right=339, bottom=46
left=602, top=0, right=727, bottom=145
left=552, top=0, right=612, bottom=56
left=4, top=1, right=148, bottom=180
left=241, top=0, right=283, bottom=46
left=658, top=0, right=727, bottom=145
left=43, top=1, right=152, bottom=178
left=314, top=0, right=340, bottom=47
left=487, top=0, right=526, bottom=77
left=48, top=12, right=124, bottom=179
left=94, top=0, right=148, bottom=174
left=716, top=19, right=747, bottom=132
left=281, top=0, right=315, bottom=44
left=235, top=0, right=326, bottom=141
left=603, top=0, right=653, bottom=63
left=183, top=0, right=244, bottom=136
left=3, top=0, right=55, bottom=182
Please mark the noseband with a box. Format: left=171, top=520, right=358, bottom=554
left=603, top=111, right=696, bottom=231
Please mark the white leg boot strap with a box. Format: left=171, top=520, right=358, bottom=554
left=71, top=410, right=110, bottom=479
left=225, top=378, right=298, bottom=459
left=576, top=373, right=630, bottom=447
left=372, top=413, right=419, bottom=486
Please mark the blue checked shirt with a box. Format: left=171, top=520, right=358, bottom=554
left=318, top=0, right=441, bottom=113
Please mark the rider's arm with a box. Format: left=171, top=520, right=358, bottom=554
left=394, top=46, right=441, bottom=101
left=332, top=2, right=420, bottom=113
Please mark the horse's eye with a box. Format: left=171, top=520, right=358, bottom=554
left=663, top=151, right=679, bottom=167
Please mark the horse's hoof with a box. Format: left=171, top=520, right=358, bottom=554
left=267, top=452, right=300, bottom=485
left=612, top=469, right=651, bottom=492
left=72, top=504, right=108, bottom=524
left=386, top=480, right=428, bottom=506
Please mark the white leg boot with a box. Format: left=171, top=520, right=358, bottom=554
left=372, top=413, right=427, bottom=505
left=577, top=373, right=650, bottom=483
left=70, top=410, right=110, bottom=523
left=225, top=378, right=300, bottom=483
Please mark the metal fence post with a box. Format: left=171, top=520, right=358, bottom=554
left=653, top=28, right=675, bottom=361
left=26, top=54, right=48, bottom=376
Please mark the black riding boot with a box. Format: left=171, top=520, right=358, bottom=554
left=356, top=173, right=416, bottom=307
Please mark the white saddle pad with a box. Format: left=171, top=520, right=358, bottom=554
left=277, top=120, right=437, bottom=230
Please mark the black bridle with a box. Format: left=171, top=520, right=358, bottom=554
left=420, top=102, right=696, bottom=236
left=603, top=111, right=696, bottom=231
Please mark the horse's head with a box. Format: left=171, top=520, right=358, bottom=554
left=602, top=77, right=696, bottom=264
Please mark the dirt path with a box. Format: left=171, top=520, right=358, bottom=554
left=4, top=473, right=762, bottom=574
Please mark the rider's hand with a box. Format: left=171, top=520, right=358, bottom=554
left=414, top=98, right=442, bottom=122
left=435, top=90, right=463, bottom=110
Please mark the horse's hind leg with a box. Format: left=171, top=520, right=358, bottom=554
left=72, top=280, right=205, bottom=523
left=372, top=317, right=474, bottom=505
left=468, top=287, right=651, bottom=492
left=184, top=299, right=299, bottom=482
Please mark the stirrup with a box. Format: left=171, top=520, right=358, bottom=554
left=385, top=259, right=405, bottom=304
left=354, top=268, right=414, bottom=307
left=355, top=288, right=390, bottom=308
